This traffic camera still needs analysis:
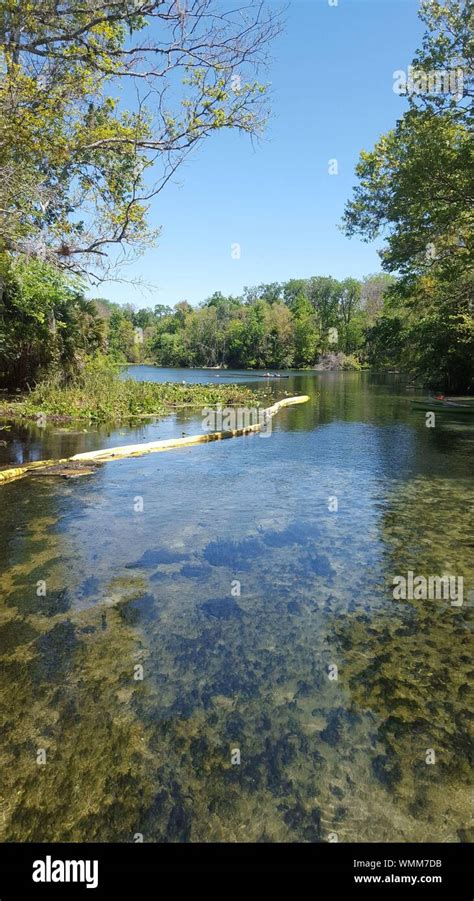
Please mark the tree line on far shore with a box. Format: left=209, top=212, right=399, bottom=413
left=98, top=273, right=395, bottom=370
left=0, top=267, right=397, bottom=387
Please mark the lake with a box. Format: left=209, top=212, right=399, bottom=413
left=1, top=368, right=472, bottom=842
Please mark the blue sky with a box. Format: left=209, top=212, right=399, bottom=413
left=89, top=0, right=424, bottom=310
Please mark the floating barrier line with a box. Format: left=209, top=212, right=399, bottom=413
left=0, top=395, right=309, bottom=485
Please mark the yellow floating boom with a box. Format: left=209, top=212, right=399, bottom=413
left=0, top=395, right=309, bottom=486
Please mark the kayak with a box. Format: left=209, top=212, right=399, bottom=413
left=411, top=399, right=474, bottom=414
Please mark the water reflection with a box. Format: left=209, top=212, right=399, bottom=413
left=0, top=371, right=472, bottom=841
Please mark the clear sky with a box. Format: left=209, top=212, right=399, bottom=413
left=88, top=0, right=424, bottom=310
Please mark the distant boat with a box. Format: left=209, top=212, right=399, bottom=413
left=411, top=398, right=474, bottom=414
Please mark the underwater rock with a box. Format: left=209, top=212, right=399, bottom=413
left=126, top=548, right=189, bottom=568
left=287, top=600, right=301, bottom=615
left=78, top=576, right=100, bottom=599
left=222, top=711, right=246, bottom=737
left=180, top=563, right=211, bottom=581
left=371, top=753, right=402, bottom=789
left=7, top=584, right=71, bottom=617
left=307, top=552, right=336, bottom=580
left=330, top=785, right=344, bottom=800
left=259, top=521, right=312, bottom=548
left=117, top=593, right=157, bottom=625
left=38, top=587, right=71, bottom=617
left=166, top=794, right=192, bottom=841
left=334, top=804, right=348, bottom=823
left=149, top=570, right=169, bottom=583
left=282, top=801, right=306, bottom=831
left=0, top=618, right=38, bottom=652
left=203, top=537, right=263, bottom=570
left=304, top=806, right=323, bottom=842
left=295, top=680, right=312, bottom=698
left=319, top=708, right=343, bottom=746
left=189, top=735, right=210, bottom=770
left=34, top=620, right=79, bottom=680
left=200, top=597, right=243, bottom=620
left=281, top=801, right=322, bottom=841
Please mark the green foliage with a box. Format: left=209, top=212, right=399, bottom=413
left=146, top=278, right=374, bottom=370
left=343, top=112, right=472, bottom=283
left=0, top=253, right=104, bottom=388
left=291, top=292, right=319, bottom=366
left=341, top=354, right=362, bottom=371
left=0, top=1, right=279, bottom=273
left=0, top=251, right=425, bottom=389
left=107, top=310, right=138, bottom=363
left=361, top=273, right=397, bottom=325
left=364, top=315, right=406, bottom=369
left=343, top=0, right=473, bottom=392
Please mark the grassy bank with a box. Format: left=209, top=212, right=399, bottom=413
left=0, top=369, right=267, bottom=423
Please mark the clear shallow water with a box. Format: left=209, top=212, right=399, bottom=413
left=0, top=370, right=473, bottom=842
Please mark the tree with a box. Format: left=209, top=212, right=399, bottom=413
left=133, top=308, right=155, bottom=329
left=243, top=283, right=282, bottom=305
left=400, top=273, right=474, bottom=391
left=261, top=302, right=294, bottom=367
left=0, top=0, right=280, bottom=276
left=282, top=279, right=308, bottom=310
left=291, top=291, right=319, bottom=366
left=151, top=330, right=186, bottom=367
left=184, top=305, right=226, bottom=367
left=343, top=112, right=472, bottom=286
left=338, top=278, right=361, bottom=353
left=307, top=276, right=341, bottom=350
left=0, top=254, right=104, bottom=387
left=360, top=273, right=396, bottom=325
left=107, top=309, right=137, bottom=361
left=344, top=0, right=472, bottom=285
left=363, top=314, right=405, bottom=370
left=409, top=0, right=472, bottom=118
left=154, top=304, right=173, bottom=320
left=342, top=0, right=473, bottom=390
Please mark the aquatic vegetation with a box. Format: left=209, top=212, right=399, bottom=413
left=0, top=372, right=472, bottom=843
left=0, top=369, right=265, bottom=423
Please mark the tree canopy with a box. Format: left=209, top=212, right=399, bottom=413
left=343, top=0, right=473, bottom=391
left=0, top=0, right=279, bottom=276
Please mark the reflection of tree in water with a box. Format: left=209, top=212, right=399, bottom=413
left=0, top=418, right=161, bottom=468
left=273, top=371, right=412, bottom=432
